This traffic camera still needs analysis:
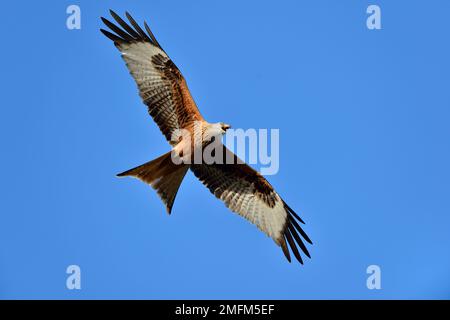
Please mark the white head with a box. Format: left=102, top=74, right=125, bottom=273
left=204, top=122, right=231, bottom=142
left=219, top=122, right=231, bottom=133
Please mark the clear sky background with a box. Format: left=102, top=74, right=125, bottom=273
left=1, top=0, right=449, bottom=299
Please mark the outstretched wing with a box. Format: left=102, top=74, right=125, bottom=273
left=100, top=10, right=203, bottom=144
left=190, top=146, right=312, bottom=264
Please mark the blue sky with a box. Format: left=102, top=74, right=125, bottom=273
left=1, top=0, right=449, bottom=299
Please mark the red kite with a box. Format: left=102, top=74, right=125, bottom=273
left=101, top=11, right=312, bottom=263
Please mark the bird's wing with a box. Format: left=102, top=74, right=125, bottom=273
left=101, top=11, right=203, bottom=144
left=190, top=146, right=312, bottom=264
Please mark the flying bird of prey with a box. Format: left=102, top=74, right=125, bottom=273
left=100, top=11, right=312, bottom=264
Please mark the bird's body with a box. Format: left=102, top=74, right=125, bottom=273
left=101, top=11, right=312, bottom=264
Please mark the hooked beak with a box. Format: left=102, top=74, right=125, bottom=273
left=223, top=124, right=231, bottom=130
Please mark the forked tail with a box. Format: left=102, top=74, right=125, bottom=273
left=117, top=151, right=189, bottom=214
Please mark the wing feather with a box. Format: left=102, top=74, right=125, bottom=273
left=190, top=146, right=312, bottom=263
left=125, top=12, right=152, bottom=43
left=110, top=10, right=141, bottom=39
left=101, top=11, right=203, bottom=144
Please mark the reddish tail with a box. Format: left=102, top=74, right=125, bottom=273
left=117, top=151, right=189, bottom=214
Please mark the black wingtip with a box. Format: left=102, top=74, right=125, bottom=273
left=285, top=232, right=304, bottom=264
left=289, top=215, right=313, bottom=245
left=125, top=11, right=133, bottom=20
left=100, top=28, right=122, bottom=43
left=280, top=239, right=292, bottom=263
left=279, top=198, right=313, bottom=264
left=283, top=200, right=305, bottom=224
left=100, top=10, right=164, bottom=51
left=125, top=11, right=152, bottom=43
left=288, top=224, right=311, bottom=258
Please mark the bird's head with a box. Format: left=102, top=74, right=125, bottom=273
left=205, top=122, right=232, bottom=143
left=220, top=122, right=231, bottom=134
